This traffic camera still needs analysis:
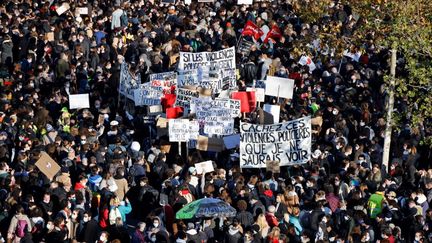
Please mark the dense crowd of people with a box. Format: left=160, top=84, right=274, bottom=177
left=0, top=0, right=431, bottom=242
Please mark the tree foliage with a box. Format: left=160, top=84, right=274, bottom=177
left=294, top=0, right=432, bottom=144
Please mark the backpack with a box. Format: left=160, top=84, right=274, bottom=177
left=15, top=218, right=28, bottom=238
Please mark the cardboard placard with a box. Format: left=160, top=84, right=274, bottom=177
left=69, top=94, right=90, bottom=110
left=35, top=152, right=61, bottom=180
left=157, top=117, right=168, bottom=128
left=98, top=114, right=105, bottom=125
left=266, top=160, right=280, bottom=173
left=45, top=32, right=55, bottom=42
left=195, top=161, right=215, bottom=174
left=196, top=136, right=224, bottom=152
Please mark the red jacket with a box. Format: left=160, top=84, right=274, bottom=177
left=265, top=213, right=279, bottom=227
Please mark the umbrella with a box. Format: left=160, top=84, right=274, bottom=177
left=176, top=198, right=237, bottom=219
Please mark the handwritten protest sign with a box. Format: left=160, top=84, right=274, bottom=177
left=69, top=94, right=90, bottom=109
left=175, top=87, right=200, bottom=108
left=177, top=69, right=200, bottom=87
left=265, top=76, right=295, bottom=99
left=169, top=119, right=200, bottom=142
left=150, top=72, right=177, bottom=95
left=204, top=116, right=234, bottom=136
left=76, top=7, right=88, bottom=15
left=119, top=62, right=141, bottom=99
left=36, top=152, right=61, bottom=180
left=178, top=47, right=236, bottom=71
left=240, top=116, right=312, bottom=168
left=133, top=85, right=161, bottom=106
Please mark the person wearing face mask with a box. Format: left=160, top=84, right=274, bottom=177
left=146, top=217, right=169, bottom=242
left=76, top=211, right=100, bottom=243
left=97, top=231, right=109, bottom=243
left=45, top=216, right=69, bottom=243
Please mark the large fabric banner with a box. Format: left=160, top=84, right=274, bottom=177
left=240, top=116, right=312, bottom=168
left=178, top=47, right=236, bottom=71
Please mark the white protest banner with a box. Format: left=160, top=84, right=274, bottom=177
left=168, top=119, right=200, bottom=142
left=247, top=87, right=265, bottom=102
left=204, top=116, right=234, bottom=136
left=178, top=47, right=236, bottom=71
left=133, top=85, right=161, bottom=106
left=223, top=134, right=241, bottom=149
left=69, top=94, right=90, bottom=109
left=192, top=98, right=240, bottom=118
left=195, top=161, right=215, bottom=174
left=177, top=69, right=200, bottom=87
left=150, top=72, right=177, bottom=95
left=298, top=56, right=316, bottom=72
left=119, top=62, right=142, bottom=99
left=263, top=104, right=280, bottom=123
left=169, top=119, right=189, bottom=142
left=238, top=0, right=253, bottom=4
left=240, top=116, right=312, bottom=168
left=56, top=3, right=70, bottom=15
left=265, top=76, right=295, bottom=99
left=175, top=87, right=200, bottom=108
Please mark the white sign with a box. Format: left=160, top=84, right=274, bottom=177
left=169, top=119, right=200, bottom=142
left=150, top=72, right=177, bottom=95
left=195, top=161, right=215, bottom=174
left=178, top=47, right=236, bottom=71
left=177, top=69, right=200, bottom=87
left=247, top=87, right=265, bottom=102
left=133, top=85, right=161, bottom=106
left=343, top=50, right=362, bottom=62
left=240, top=116, right=312, bottom=168
left=263, top=104, right=280, bottom=123
left=298, top=56, right=316, bottom=72
left=191, top=98, right=240, bottom=118
left=265, top=76, right=295, bottom=99
left=148, top=105, right=163, bottom=114
left=204, top=116, right=234, bottom=136
left=56, top=3, right=70, bottom=15
left=69, top=94, right=90, bottom=109
left=175, top=87, right=200, bottom=108
left=76, top=7, right=88, bottom=15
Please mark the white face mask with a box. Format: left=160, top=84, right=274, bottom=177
left=153, top=222, right=159, bottom=228
left=415, top=236, right=421, bottom=242
left=100, top=236, right=106, bottom=242
left=151, top=237, right=157, bottom=242
left=46, top=224, right=54, bottom=230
